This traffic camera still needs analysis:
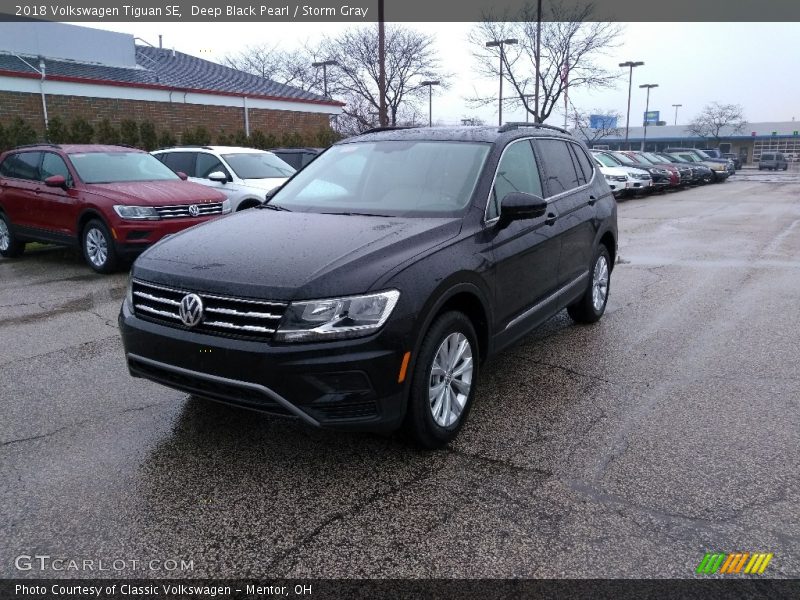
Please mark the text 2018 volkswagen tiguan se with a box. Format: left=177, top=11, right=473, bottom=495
left=119, top=124, right=618, bottom=448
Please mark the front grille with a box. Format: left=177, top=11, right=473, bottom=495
left=128, top=356, right=292, bottom=415
left=154, top=202, right=224, bottom=218
left=132, top=279, right=288, bottom=341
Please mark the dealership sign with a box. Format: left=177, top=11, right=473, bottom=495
left=643, top=111, right=660, bottom=125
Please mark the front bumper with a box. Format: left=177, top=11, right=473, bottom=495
left=110, top=216, right=221, bottom=259
left=119, top=301, right=409, bottom=432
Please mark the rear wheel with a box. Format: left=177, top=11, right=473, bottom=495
left=568, top=246, right=611, bottom=324
left=82, top=219, right=118, bottom=273
left=0, top=212, right=25, bottom=258
left=403, top=311, right=479, bottom=449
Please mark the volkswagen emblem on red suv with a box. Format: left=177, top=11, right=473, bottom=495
left=188, top=204, right=200, bottom=217
left=179, top=293, right=204, bottom=327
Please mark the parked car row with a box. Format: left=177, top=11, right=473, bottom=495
left=590, top=148, right=733, bottom=198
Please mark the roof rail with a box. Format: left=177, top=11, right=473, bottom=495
left=360, top=126, right=417, bottom=135
left=499, top=122, right=570, bottom=134
left=12, top=142, right=62, bottom=150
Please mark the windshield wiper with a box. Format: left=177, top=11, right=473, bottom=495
left=320, top=211, right=392, bottom=217
left=257, top=203, right=291, bottom=212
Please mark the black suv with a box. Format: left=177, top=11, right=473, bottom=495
left=119, top=124, right=618, bottom=448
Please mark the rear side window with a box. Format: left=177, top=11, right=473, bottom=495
left=0, top=152, right=42, bottom=180
left=761, top=154, right=774, bottom=161
left=537, top=139, right=582, bottom=196
left=569, top=143, right=595, bottom=184
left=40, top=152, right=71, bottom=181
left=487, top=140, right=543, bottom=220
left=161, top=152, right=196, bottom=176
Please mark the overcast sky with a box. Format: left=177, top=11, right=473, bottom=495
left=75, top=21, right=800, bottom=126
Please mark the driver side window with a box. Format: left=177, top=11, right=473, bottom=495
left=487, top=140, right=543, bottom=220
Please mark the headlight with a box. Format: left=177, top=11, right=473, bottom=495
left=605, top=174, right=612, bottom=180
left=221, top=199, right=232, bottom=214
left=274, top=290, right=400, bottom=342
left=113, top=205, right=160, bottom=220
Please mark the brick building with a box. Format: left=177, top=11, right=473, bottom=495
left=0, top=22, right=342, bottom=144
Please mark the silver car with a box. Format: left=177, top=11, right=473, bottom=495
left=153, top=146, right=296, bottom=211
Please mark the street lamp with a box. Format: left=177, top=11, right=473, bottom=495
left=311, top=60, right=338, bottom=98
left=521, top=94, right=536, bottom=123
left=672, top=103, right=682, bottom=126
left=619, top=61, right=644, bottom=149
left=486, top=38, right=518, bottom=126
left=420, top=80, right=440, bottom=127
left=639, top=83, right=659, bottom=151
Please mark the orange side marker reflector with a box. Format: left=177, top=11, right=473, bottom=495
left=397, top=351, right=411, bottom=383
left=111, top=227, right=118, bottom=240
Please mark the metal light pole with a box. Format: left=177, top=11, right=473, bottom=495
left=672, top=103, right=682, bottom=126
left=420, top=80, right=440, bottom=127
left=619, top=61, right=644, bottom=150
left=534, top=0, right=542, bottom=123
left=640, top=83, right=658, bottom=151
left=378, top=0, right=387, bottom=126
left=311, top=60, right=338, bottom=97
left=521, top=94, right=535, bottom=123
left=486, top=38, right=518, bottom=126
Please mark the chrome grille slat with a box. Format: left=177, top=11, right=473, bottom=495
left=154, top=203, right=223, bottom=218
left=204, top=307, right=281, bottom=320
left=131, top=279, right=286, bottom=341
left=203, top=321, right=276, bottom=333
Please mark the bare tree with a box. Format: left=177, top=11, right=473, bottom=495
left=468, top=2, right=622, bottom=124
left=224, top=42, right=326, bottom=93
left=571, top=108, right=622, bottom=145
left=321, top=25, right=446, bottom=133
left=687, top=102, right=747, bottom=145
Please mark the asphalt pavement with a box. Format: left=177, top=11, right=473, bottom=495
left=1, top=173, right=798, bottom=579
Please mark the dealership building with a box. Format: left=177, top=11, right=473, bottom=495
left=0, top=22, right=342, bottom=142
left=586, top=122, right=800, bottom=165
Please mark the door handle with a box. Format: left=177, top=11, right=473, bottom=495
left=588, top=195, right=597, bottom=206
left=545, top=213, right=558, bottom=226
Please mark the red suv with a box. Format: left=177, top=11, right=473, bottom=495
left=0, top=144, right=229, bottom=273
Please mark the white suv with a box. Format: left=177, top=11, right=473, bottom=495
left=153, top=146, right=295, bottom=211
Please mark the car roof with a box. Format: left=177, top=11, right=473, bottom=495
left=6, top=144, right=143, bottom=154
left=338, top=125, right=577, bottom=146
left=154, top=146, right=273, bottom=154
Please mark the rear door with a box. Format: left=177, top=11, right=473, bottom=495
left=487, top=138, right=561, bottom=335
left=535, top=138, right=598, bottom=286
left=0, top=151, right=43, bottom=229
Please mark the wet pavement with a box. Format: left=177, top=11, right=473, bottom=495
left=1, top=177, right=799, bottom=579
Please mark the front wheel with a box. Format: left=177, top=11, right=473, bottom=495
left=403, top=311, right=479, bottom=449
left=568, top=246, right=611, bottom=324
left=0, top=212, right=26, bottom=258
left=82, top=219, right=119, bottom=273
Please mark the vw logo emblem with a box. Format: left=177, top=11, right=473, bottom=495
left=188, top=204, right=200, bottom=217
left=179, top=293, right=204, bottom=327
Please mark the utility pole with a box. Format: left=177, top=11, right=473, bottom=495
left=311, top=60, right=338, bottom=98
left=672, top=103, right=682, bottom=126
left=534, top=0, right=542, bottom=123
left=378, top=0, right=387, bottom=126
left=420, top=80, right=440, bottom=127
left=619, top=61, right=644, bottom=150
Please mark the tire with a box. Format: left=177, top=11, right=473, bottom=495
left=403, top=311, right=479, bottom=449
left=0, top=212, right=26, bottom=258
left=568, top=246, right=611, bottom=324
left=236, top=200, right=260, bottom=211
left=82, top=219, right=118, bottom=273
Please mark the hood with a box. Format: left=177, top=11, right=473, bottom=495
left=598, top=166, right=628, bottom=177
left=87, top=180, right=226, bottom=206
left=133, top=210, right=462, bottom=300
left=240, top=177, right=289, bottom=191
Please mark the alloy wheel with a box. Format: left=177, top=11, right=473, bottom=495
left=429, top=332, right=473, bottom=427
left=592, top=254, right=609, bottom=312
left=0, top=219, right=9, bottom=252
left=85, top=227, right=108, bottom=267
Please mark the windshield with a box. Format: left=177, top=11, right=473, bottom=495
left=642, top=152, right=666, bottom=164
left=612, top=153, right=639, bottom=165
left=222, top=152, right=295, bottom=179
left=70, top=152, right=179, bottom=184
left=694, top=150, right=711, bottom=159
left=269, top=140, right=491, bottom=217
left=593, top=153, right=621, bottom=168
left=678, top=153, right=700, bottom=163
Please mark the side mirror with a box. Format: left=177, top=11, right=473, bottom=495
left=44, top=175, right=68, bottom=189
left=208, top=171, right=229, bottom=183
left=498, top=191, right=547, bottom=225
left=176, top=171, right=189, bottom=181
